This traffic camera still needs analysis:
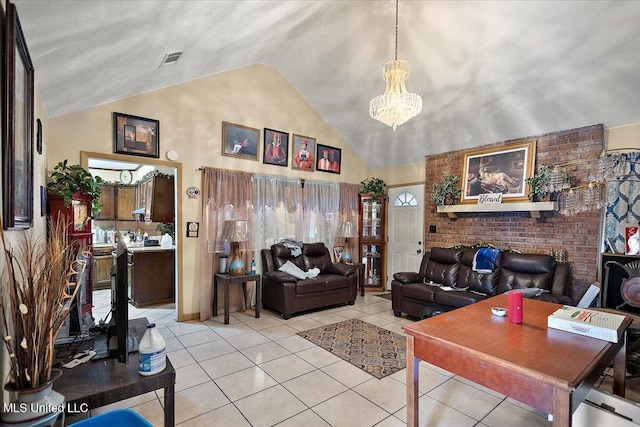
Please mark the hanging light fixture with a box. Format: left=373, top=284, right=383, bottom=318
left=369, top=0, right=422, bottom=131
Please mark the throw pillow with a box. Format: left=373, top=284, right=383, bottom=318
left=278, top=260, right=308, bottom=280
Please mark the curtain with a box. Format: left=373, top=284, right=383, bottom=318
left=338, top=182, right=362, bottom=261
left=303, top=180, right=340, bottom=247
left=199, top=168, right=254, bottom=321
left=605, top=152, right=640, bottom=253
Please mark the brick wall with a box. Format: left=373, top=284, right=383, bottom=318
left=424, top=124, right=604, bottom=294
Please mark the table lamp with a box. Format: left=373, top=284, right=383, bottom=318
left=337, top=221, right=358, bottom=263
left=222, top=220, right=248, bottom=276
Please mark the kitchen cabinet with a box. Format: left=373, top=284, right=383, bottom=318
left=135, top=175, right=175, bottom=223
left=93, top=245, right=114, bottom=290
left=95, top=184, right=136, bottom=221
left=358, top=194, right=387, bottom=292
left=128, top=248, right=175, bottom=307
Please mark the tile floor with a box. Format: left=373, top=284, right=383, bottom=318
left=84, top=290, right=640, bottom=426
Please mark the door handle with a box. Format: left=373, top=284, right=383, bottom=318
left=416, top=249, right=422, bottom=254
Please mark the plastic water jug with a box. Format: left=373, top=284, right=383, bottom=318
left=138, top=323, right=166, bottom=376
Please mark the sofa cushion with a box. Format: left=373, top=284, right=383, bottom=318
left=433, top=289, right=488, bottom=307
left=457, top=249, right=501, bottom=295
left=497, top=252, right=555, bottom=293
left=424, top=247, right=462, bottom=286
left=303, top=243, right=333, bottom=273
left=271, top=244, right=306, bottom=270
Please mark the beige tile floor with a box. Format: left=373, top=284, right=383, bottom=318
left=83, top=290, right=640, bottom=426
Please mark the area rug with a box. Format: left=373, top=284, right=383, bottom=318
left=375, top=292, right=392, bottom=300
left=297, top=319, right=406, bottom=379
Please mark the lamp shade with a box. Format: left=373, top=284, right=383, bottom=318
left=222, top=220, right=248, bottom=242
left=337, top=221, right=358, bottom=238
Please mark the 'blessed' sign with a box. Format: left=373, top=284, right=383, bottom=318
left=478, top=193, right=503, bottom=204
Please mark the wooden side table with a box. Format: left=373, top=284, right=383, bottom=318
left=213, top=273, right=261, bottom=324
left=350, top=262, right=366, bottom=297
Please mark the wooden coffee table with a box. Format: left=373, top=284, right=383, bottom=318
left=403, top=294, right=632, bottom=427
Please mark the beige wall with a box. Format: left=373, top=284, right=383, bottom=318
left=607, top=122, right=640, bottom=151
left=48, top=64, right=372, bottom=320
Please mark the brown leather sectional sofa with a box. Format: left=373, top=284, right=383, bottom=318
left=261, top=242, right=358, bottom=319
left=391, top=246, right=573, bottom=319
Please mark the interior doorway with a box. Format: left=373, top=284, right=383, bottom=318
left=80, top=151, right=183, bottom=321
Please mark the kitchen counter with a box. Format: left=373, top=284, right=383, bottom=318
left=127, top=245, right=176, bottom=253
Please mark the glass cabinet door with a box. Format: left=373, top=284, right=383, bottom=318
left=362, top=198, right=383, bottom=241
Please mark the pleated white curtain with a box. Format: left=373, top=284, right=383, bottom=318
left=252, top=174, right=303, bottom=271
left=303, top=180, right=340, bottom=248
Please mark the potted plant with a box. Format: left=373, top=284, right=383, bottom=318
left=430, top=173, right=462, bottom=205
left=46, top=159, right=104, bottom=215
left=0, top=217, right=85, bottom=423
left=525, top=164, right=552, bottom=202
left=360, top=177, right=386, bottom=196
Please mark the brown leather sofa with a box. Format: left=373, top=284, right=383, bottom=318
left=261, top=242, right=358, bottom=319
left=391, top=247, right=573, bottom=318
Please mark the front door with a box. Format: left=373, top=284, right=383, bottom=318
left=387, top=185, right=424, bottom=288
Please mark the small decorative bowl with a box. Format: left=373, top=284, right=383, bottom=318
left=491, top=307, right=507, bottom=317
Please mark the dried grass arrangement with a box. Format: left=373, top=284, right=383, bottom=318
left=0, top=217, right=86, bottom=390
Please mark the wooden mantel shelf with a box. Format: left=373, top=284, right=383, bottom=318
left=436, top=201, right=558, bottom=219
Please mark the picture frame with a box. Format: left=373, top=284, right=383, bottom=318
left=316, top=144, right=342, bottom=174
left=461, top=141, right=536, bottom=204
left=187, top=221, right=199, bottom=238
left=222, top=121, right=260, bottom=161
left=263, top=128, right=289, bottom=167
left=333, top=246, right=344, bottom=262
left=2, top=1, right=34, bottom=230
left=113, top=112, right=160, bottom=158
left=36, top=118, right=43, bottom=155
left=292, top=134, right=316, bottom=171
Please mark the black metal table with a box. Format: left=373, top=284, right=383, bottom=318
left=213, top=273, right=261, bottom=324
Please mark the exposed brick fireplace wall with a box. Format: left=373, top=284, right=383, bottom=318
left=424, top=124, right=604, bottom=298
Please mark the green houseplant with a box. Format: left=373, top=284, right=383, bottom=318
left=360, top=177, right=386, bottom=196
left=46, top=160, right=104, bottom=215
left=430, top=173, right=462, bottom=205
left=525, top=164, right=552, bottom=202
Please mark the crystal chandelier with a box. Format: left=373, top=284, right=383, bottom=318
left=369, top=0, right=422, bottom=131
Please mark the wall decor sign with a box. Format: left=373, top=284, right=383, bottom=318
left=292, top=134, right=315, bottom=171
left=222, top=121, right=260, bottom=161
left=263, top=128, right=289, bottom=167
left=461, top=141, right=536, bottom=204
left=113, top=112, right=160, bottom=158
left=2, top=1, right=34, bottom=230
left=186, top=187, right=200, bottom=199
left=316, top=144, right=342, bottom=174
left=187, top=221, right=199, bottom=238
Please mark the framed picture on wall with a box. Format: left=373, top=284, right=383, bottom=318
left=316, top=144, right=341, bottom=174
left=461, top=141, right=536, bottom=203
left=113, top=112, right=160, bottom=158
left=292, top=134, right=315, bottom=171
left=2, top=1, right=34, bottom=230
left=222, top=121, right=260, bottom=161
left=263, top=128, right=289, bottom=166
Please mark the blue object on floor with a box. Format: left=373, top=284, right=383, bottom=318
left=69, top=409, right=152, bottom=426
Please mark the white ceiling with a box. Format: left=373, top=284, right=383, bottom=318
left=12, top=0, right=640, bottom=170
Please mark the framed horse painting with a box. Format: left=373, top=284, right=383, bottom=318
left=461, top=141, right=536, bottom=203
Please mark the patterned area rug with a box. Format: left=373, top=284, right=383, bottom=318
left=297, top=319, right=406, bottom=379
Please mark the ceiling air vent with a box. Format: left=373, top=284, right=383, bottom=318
left=159, top=52, right=183, bottom=68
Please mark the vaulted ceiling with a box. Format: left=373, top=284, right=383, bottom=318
left=12, top=0, right=640, bottom=169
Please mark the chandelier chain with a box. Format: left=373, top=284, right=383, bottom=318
left=394, top=0, right=398, bottom=61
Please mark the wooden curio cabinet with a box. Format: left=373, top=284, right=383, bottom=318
left=47, top=192, right=93, bottom=319
left=358, top=194, right=387, bottom=291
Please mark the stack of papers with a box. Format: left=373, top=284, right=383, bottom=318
left=547, top=306, right=628, bottom=343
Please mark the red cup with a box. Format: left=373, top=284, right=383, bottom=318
left=508, top=291, right=523, bottom=324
